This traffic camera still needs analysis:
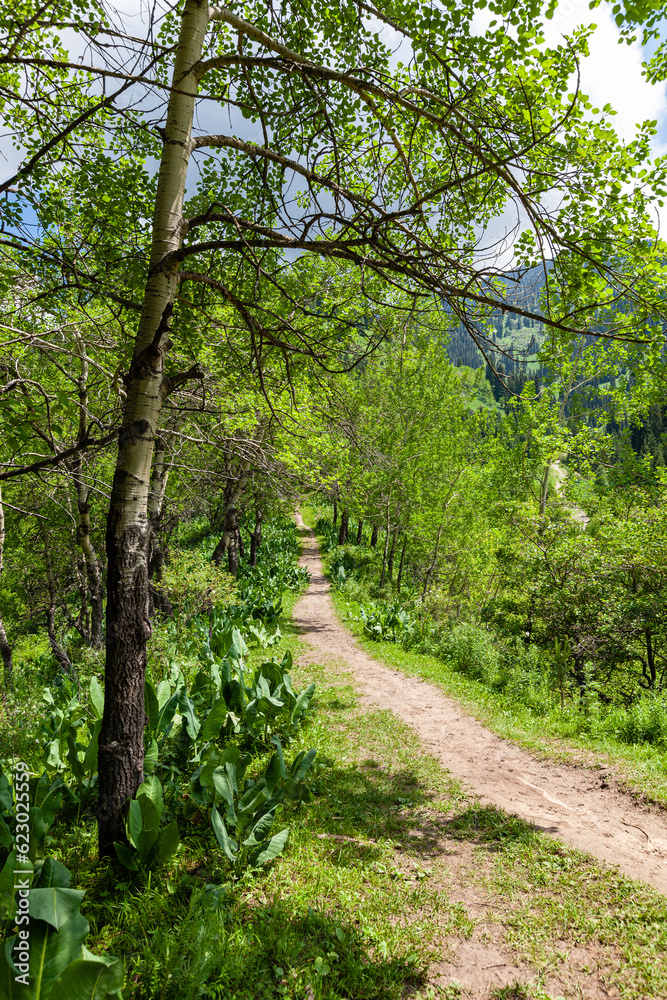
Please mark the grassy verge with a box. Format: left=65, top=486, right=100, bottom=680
left=328, top=585, right=667, bottom=809
left=281, top=647, right=667, bottom=999
left=91, top=528, right=667, bottom=999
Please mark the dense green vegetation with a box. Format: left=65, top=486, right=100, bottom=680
left=1, top=520, right=323, bottom=998
left=2, top=0, right=667, bottom=995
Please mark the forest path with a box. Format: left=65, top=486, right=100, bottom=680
left=292, top=517, right=667, bottom=896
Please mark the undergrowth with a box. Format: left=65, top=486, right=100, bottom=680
left=314, top=517, right=667, bottom=806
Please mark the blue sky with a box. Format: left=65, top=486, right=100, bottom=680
left=2, top=1, right=667, bottom=243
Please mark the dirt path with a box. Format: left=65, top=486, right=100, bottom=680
left=293, top=518, right=667, bottom=896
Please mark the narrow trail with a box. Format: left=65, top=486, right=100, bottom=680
left=293, top=518, right=667, bottom=896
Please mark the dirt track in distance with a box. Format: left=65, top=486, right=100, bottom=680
left=293, top=516, right=667, bottom=896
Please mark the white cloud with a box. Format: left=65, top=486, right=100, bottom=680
left=543, top=1, right=667, bottom=145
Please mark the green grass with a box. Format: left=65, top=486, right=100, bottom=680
left=7, top=519, right=667, bottom=999
left=280, top=663, right=667, bottom=999
left=80, top=642, right=667, bottom=999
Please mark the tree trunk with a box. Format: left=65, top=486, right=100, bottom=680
left=646, top=629, right=656, bottom=689
left=370, top=525, right=378, bottom=548
left=40, top=522, right=75, bottom=679
left=0, top=487, right=12, bottom=692
left=211, top=490, right=240, bottom=576
left=72, top=455, right=104, bottom=647
left=250, top=508, right=262, bottom=567
left=338, top=508, right=349, bottom=545
left=387, top=526, right=398, bottom=582
left=211, top=425, right=268, bottom=576
left=147, top=433, right=173, bottom=615
left=98, top=0, right=210, bottom=860
left=396, top=534, right=407, bottom=593
left=237, top=527, right=245, bottom=560
left=422, top=524, right=442, bottom=598
left=227, top=514, right=240, bottom=577
left=356, top=519, right=363, bottom=544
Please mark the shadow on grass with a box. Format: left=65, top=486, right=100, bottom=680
left=308, top=755, right=541, bottom=866
left=126, top=894, right=426, bottom=1000
left=443, top=805, right=541, bottom=849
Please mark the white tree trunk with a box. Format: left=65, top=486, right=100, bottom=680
left=98, top=0, right=210, bottom=858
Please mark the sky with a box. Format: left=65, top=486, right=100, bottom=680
left=542, top=1, right=667, bottom=148
left=1, top=0, right=666, bottom=237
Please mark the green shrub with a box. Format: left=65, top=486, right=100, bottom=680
left=605, top=695, right=667, bottom=748
left=438, top=622, right=498, bottom=684
left=157, top=549, right=237, bottom=621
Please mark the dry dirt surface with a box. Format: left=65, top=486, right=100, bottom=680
left=293, top=517, right=667, bottom=897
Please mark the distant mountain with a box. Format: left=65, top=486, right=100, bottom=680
left=446, top=265, right=551, bottom=370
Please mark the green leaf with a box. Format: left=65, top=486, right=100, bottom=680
left=0, top=940, right=32, bottom=1000
left=243, top=808, right=276, bottom=847
left=113, top=842, right=138, bottom=872
left=237, top=780, right=269, bottom=816
left=126, top=796, right=159, bottom=860
left=178, top=691, right=201, bottom=740
left=33, top=858, right=70, bottom=889
left=156, top=680, right=172, bottom=711
left=0, top=813, right=13, bottom=850
left=270, top=738, right=287, bottom=780
left=291, top=683, right=316, bottom=722
left=49, top=956, right=124, bottom=1000
left=81, top=721, right=101, bottom=776
left=28, top=909, right=90, bottom=997
left=202, top=697, right=228, bottom=740
left=38, top=783, right=64, bottom=828
left=290, top=748, right=317, bottom=781
left=0, top=852, right=33, bottom=921
left=263, top=752, right=284, bottom=793
left=211, top=806, right=237, bottom=863
left=253, top=827, right=289, bottom=865
left=88, top=678, right=104, bottom=720
left=144, top=681, right=160, bottom=734
left=0, top=770, right=14, bottom=813
left=143, top=738, right=159, bottom=776
left=229, top=627, right=248, bottom=660
left=135, top=775, right=163, bottom=817
left=29, top=888, right=86, bottom=930
left=211, top=768, right=236, bottom=822
left=156, top=821, right=180, bottom=863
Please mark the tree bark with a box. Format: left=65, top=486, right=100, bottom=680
left=98, top=0, right=210, bottom=860
left=211, top=489, right=240, bottom=576
left=387, top=526, right=398, bottom=582
left=211, top=424, right=268, bottom=576
left=338, top=508, right=349, bottom=545
left=237, top=527, right=245, bottom=560
left=250, top=508, right=262, bottom=567
left=147, top=433, right=173, bottom=615
left=422, top=524, right=442, bottom=598
left=40, top=522, right=75, bottom=678
left=396, top=534, right=407, bottom=593
left=71, top=455, right=104, bottom=647
left=370, top=525, right=378, bottom=548
left=356, top=519, right=363, bottom=544
left=0, top=487, right=12, bottom=692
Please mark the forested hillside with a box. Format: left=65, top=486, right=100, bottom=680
left=2, top=0, right=667, bottom=998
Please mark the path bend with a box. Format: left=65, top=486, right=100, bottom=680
left=293, top=518, right=667, bottom=896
